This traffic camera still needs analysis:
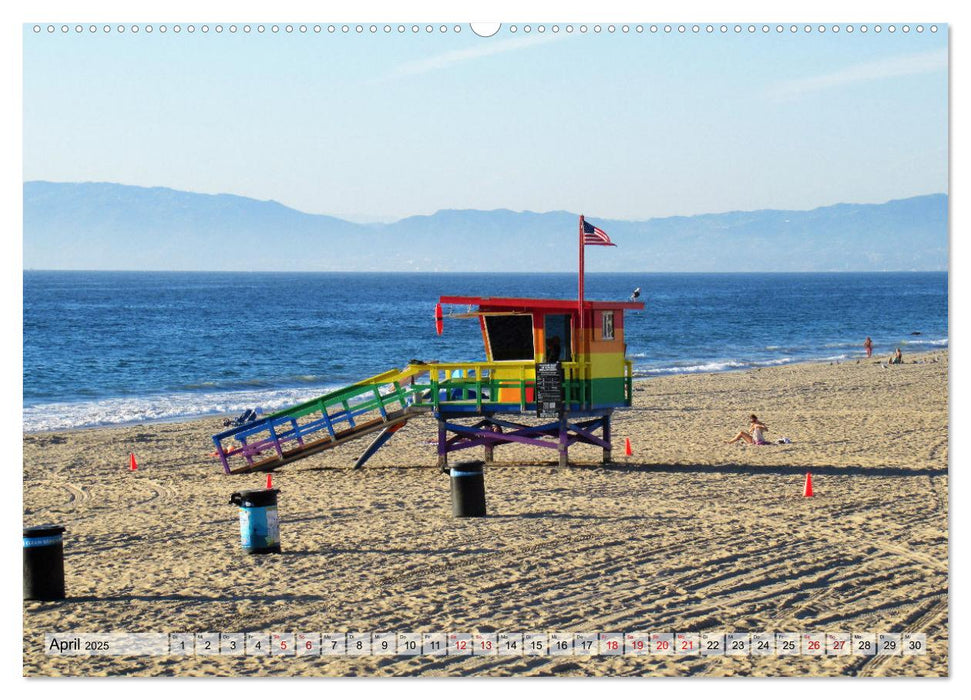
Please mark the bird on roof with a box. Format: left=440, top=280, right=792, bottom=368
left=630, top=287, right=641, bottom=301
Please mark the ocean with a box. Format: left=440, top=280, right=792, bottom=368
left=23, top=271, right=948, bottom=432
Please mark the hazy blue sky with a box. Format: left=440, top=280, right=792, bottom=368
left=23, top=23, right=947, bottom=222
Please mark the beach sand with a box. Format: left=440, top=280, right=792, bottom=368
left=22, top=352, right=949, bottom=677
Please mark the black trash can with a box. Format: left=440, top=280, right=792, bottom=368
left=448, top=460, right=487, bottom=517
left=23, top=525, right=66, bottom=600
left=229, top=489, right=281, bottom=554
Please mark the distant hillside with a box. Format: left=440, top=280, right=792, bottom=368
left=23, top=181, right=948, bottom=272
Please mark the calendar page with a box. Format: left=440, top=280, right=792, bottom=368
left=19, top=0, right=950, bottom=683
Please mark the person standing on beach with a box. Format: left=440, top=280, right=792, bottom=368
left=864, top=336, right=873, bottom=358
left=726, top=414, right=769, bottom=445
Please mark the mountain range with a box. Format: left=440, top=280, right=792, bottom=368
left=23, top=181, right=948, bottom=272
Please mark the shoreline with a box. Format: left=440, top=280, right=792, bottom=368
left=22, top=348, right=948, bottom=436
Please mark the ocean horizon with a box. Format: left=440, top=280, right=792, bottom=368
left=22, top=270, right=948, bottom=432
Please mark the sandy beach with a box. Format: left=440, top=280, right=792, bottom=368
left=22, top=351, right=948, bottom=677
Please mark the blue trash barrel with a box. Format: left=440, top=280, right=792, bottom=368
left=23, top=524, right=66, bottom=600
left=448, top=460, right=487, bottom=517
left=229, top=489, right=281, bottom=554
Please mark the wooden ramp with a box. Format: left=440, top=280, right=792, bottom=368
left=210, top=358, right=631, bottom=474
left=212, top=367, right=427, bottom=474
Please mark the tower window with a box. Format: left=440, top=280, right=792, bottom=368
left=602, top=311, right=615, bottom=340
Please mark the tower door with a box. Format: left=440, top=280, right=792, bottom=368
left=544, top=314, right=573, bottom=363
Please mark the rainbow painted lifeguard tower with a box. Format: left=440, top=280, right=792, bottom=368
left=212, top=216, right=644, bottom=474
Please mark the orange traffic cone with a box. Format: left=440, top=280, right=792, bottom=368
left=129, top=453, right=138, bottom=471
left=266, top=472, right=273, bottom=490
left=804, top=472, right=814, bottom=497
left=625, top=438, right=633, bottom=457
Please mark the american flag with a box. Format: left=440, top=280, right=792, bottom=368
left=582, top=220, right=615, bottom=246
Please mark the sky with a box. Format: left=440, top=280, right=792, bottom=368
left=21, top=17, right=948, bottom=223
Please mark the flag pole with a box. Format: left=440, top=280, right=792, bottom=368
left=578, top=214, right=585, bottom=404
left=578, top=213, right=585, bottom=343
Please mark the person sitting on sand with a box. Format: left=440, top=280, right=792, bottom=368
left=889, top=348, right=903, bottom=365
left=726, top=414, right=769, bottom=445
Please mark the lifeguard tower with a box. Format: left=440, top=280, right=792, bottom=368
left=211, top=216, right=643, bottom=473
left=426, top=293, right=643, bottom=467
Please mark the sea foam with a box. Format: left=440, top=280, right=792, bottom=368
left=23, top=385, right=343, bottom=433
